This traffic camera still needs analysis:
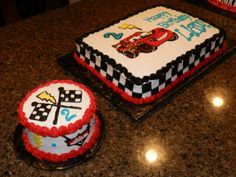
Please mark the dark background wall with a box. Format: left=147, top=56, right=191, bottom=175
left=0, top=0, right=70, bottom=27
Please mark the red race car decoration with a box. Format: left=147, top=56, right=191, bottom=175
left=112, top=28, right=178, bottom=58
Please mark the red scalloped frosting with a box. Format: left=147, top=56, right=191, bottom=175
left=22, top=115, right=101, bottom=162
left=74, top=42, right=227, bottom=104
left=18, top=80, right=96, bottom=137
left=208, top=0, right=236, bottom=12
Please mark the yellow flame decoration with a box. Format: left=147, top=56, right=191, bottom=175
left=119, top=23, right=142, bottom=30
left=37, top=91, right=56, bottom=104
left=33, top=134, right=42, bottom=148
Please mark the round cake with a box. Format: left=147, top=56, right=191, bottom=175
left=18, top=80, right=100, bottom=162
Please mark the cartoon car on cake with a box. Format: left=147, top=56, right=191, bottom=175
left=112, top=28, right=178, bottom=58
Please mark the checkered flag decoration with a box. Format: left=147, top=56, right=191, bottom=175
left=58, top=87, right=82, bottom=103
left=29, top=87, right=83, bottom=124
left=29, top=102, right=52, bottom=122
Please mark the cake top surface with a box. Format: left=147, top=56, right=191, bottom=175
left=82, top=6, right=220, bottom=78
left=18, top=80, right=96, bottom=137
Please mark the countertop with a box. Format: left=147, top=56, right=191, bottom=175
left=0, top=0, right=235, bottom=176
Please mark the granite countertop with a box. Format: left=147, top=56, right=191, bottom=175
left=0, top=0, right=235, bottom=176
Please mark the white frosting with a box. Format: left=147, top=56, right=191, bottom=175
left=22, top=82, right=91, bottom=128
left=25, top=117, right=96, bottom=155
left=83, top=6, right=219, bottom=78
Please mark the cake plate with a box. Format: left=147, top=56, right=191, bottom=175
left=58, top=39, right=235, bottom=121
left=13, top=111, right=105, bottom=170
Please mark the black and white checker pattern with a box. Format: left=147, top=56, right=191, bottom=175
left=219, top=0, right=236, bottom=6
left=29, top=102, right=52, bottom=122
left=58, top=87, right=82, bottom=103
left=76, top=34, right=225, bottom=99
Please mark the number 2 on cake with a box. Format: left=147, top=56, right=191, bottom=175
left=61, top=108, right=76, bottom=122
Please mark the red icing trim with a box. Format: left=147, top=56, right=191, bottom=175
left=74, top=42, right=227, bottom=104
left=18, top=80, right=96, bottom=137
left=208, top=0, right=236, bottom=12
left=22, top=115, right=101, bottom=162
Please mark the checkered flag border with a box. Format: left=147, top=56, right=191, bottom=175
left=76, top=33, right=225, bottom=99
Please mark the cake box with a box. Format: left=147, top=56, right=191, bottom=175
left=17, top=80, right=101, bottom=162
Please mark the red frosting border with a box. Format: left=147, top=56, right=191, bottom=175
left=18, top=80, right=96, bottom=137
left=74, top=42, right=227, bottom=104
left=22, top=114, right=101, bottom=163
left=208, top=0, right=236, bottom=12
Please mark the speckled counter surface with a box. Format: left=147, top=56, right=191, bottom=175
left=0, top=0, right=235, bottom=176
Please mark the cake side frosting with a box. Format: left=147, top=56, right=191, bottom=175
left=18, top=80, right=96, bottom=137
left=208, top=0, right=236, bottom=12
left=82, top=6, right=220, bottom=78
left=22, top=115, right=101, bottom=162
left=74, top=40, right=226, bottom=104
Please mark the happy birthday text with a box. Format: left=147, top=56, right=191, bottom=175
left=143, top=11, right=212, bottom=41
